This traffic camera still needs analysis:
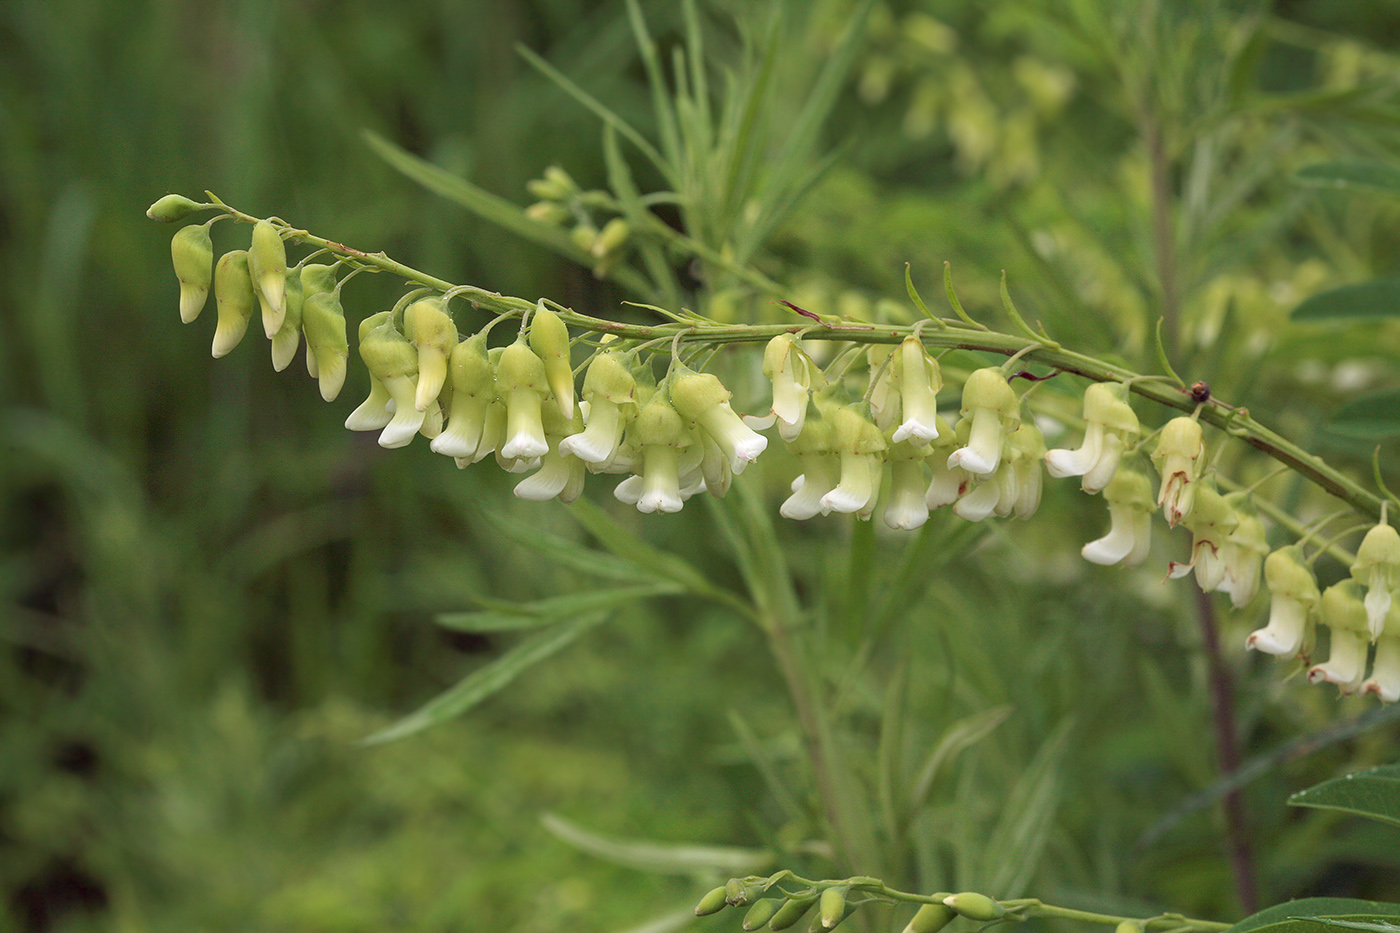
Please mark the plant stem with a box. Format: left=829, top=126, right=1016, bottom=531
left=1194, top=586, right=1258, bottom=914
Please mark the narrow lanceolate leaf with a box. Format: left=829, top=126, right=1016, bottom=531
left=1226, top=899, right=1400, bottom=933
left=1297, top=160, right=1400, bottom=198
left=540, top=812, right=774, bottom=876
left=1288, top=762, right=1400, bottom=828
left=1325, top=390, right=1400, bottom=441
left=361, top=612, right=608, bottom=745
left=1291, top=280, right=1400, bottom=322
left=435, top=583, right=683, bottom=632
left=1297, top=919, right=1400, bottom=933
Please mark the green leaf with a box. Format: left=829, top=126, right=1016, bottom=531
left=1298, top=919, right=1400, bottom=933
left=1288, top=762, right=1400, bottom=828
left=1227, top=900, right=1400, bottom=933
left=540, top=812, right=774, bottom=877
left=1297, top=160, right=1400, bottom=198
left=1324, top=390, right=1400, bottom=441
left=1291, top=280, right=1400, bottom=322
left=436, top=583, right=683, bottom=632
left=475, top=510, right=673, bottom=584
left=361, top=613, right=607, bottom=745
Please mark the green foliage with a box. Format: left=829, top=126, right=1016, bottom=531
left=12, top=1, right=1400, bottom=933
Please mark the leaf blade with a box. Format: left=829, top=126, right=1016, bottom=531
left=1291, top=280, right=1400, bottom=323
left=1288, top=763, right=1400, bottom=828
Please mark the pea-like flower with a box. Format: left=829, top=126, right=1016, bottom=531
left=780, top=416, right=839, bottom=520
left=1351, top=522, right=1400, bottom=641
left=496, top=339, right=553, bottom=462
left=668, top=368, right=768, bottom=475
left=923, top=416, right=970, bottom=509
left=625, top=393, right=693, bottom=514
left=1044, top=382, right=1139, bottom=493
left=870, top=336, right=943, bottom=445
left=430, top=334, right=496, bottom=460
left=883, top=437, right=932, bottom=530
left=745, top=334, right=823, bottom=442
left=820, top=404, right=887, bottom=516
left=947, top=368, right=1020, bottom=476
left=1081, top=468, right=1154, bottom=566
left=1246, top=545, right=1320, bottom=658
left=1150, top=416, right=1206, bottom=528
left=1308, top=580, right=1370, bottom=693
left=357, top=316, right=427, bottom=449
left=405, top=296, right=458, bottom=412
left=248, top=219, right=288, bottom=339
left=1166, top=483, right=1238, bottom=593
left=559, top=351, right=638, bottom=466
left=212, top=249, right=256, bottom=359
left=1362, top=604, right=1400, bottom=702
left=1216, top=502, right=1269, bottom=608
left=515, top=405, right=586, bottom=504
left=528, top=303, right=576, bottom=421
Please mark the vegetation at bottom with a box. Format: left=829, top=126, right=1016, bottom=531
left=7, top=1, right=1400, bottom=932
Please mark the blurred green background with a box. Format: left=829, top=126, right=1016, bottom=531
left=5, top=1, right=1400, bottom=932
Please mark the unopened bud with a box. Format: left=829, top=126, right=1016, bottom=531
left=942, top=892, right=1005, bottom=922
left=269, top=267, right=303, bottom=372
left=725, top=878, right=762, bottom=908
left=592, top=217, right=630, bottom=258
left=212, top=249, right=256, bottom=358
left=248, top=219, right=288, bottom=338
left=903, top=903, right=957, bottom=933
left=694, top=886, right=729, bottom=917
left=768, top=896, right=816, bottom=931
left=743, top=898, right=782, bottom=931
left=146, top=193, right=205, bottom=223
left=301, top=290, right=349, bottom=401
left=171, top=223, right=214, bottom=323
left=528, top=303, right=575, bottom=420
left=818, top=886, right=849, bottom=930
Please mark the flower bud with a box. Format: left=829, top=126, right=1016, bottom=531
left=405, top=296, right=457, bottom=411
left=248, top=219, right=288, bottom=338
left=592, top=217, right=631, bottom=258
left=819, top=886, right=849, bottom=930
left=212, top=249, right=256, bottom=358
left=301, top=289, right=349, bottom=401
left=743, top=898, right=782, bottom=931
left=146, top=193, right=205, bottom=223
left=767, top=896, right=817, bottom=931
left=942, top=892, right=1005, bottom=922
left=269, top=266, right=303, bottom=372
left=725, top=878, right=763, bottom=908
left=695, top=886, right=729, bottom=917
left=431, top=334, right=496, bottom=459
left=891, top=336, right=943, bottom=444
left=528, top=303, right=575, bottom=420
left=1150, top=417, right=1205, bottom=527
left=903, top=903, right=957, bottom=933
left=1352, top=523, right=1400, bottom=641
left=171, top=223, right=214, bottom=323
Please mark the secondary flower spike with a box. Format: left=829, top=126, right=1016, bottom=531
left=947, top=367, right=1020, bottom=475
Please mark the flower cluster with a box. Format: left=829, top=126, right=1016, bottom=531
left=154, top=202, right=1400, bottom=704
left=1247, top=523, right=1400, bottom=701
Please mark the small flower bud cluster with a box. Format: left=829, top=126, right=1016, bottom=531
left=1248, top=523, right=1400, bottom=701
left=522, top=165, right=632, bottom=278
left=693, top=877, right=861, bottom=931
